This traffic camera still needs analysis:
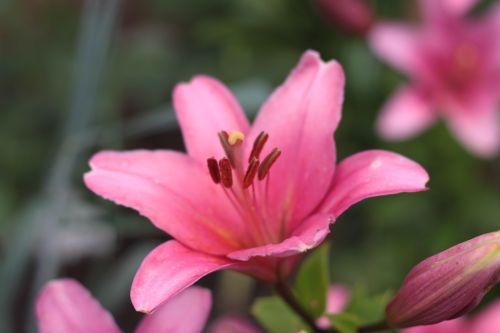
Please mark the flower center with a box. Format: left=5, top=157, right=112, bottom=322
left=206, top=130, right=282, bottom=245
left=206, top=130, right=281, bottom=190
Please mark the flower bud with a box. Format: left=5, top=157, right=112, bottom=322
left=314, top=0, right=374, bottom=35
left=386, top=231, right=500, bottom=328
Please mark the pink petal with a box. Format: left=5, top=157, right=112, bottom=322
left=209, top=316, right=262, bottom=333
left=135, top=287, right=212, bottom=333
left=402, top=318, right=468, bottom=333
left=227, top=213, right=334, bottom=261
left=445, top=104, right=500, bottom=158
left=85, top=150, right=245, bottom=255
left=442, top=0, right=479, bottom=15
left=369, top=23, right=423, bottom=75
left=320, top=150, right=429, bottom=217
left=246, top=50, right=344, bottom=230
left=326, top=285, right=351, bottom=314
left=470, top=301, right=500, bottom=333
left=420, top=0, right=479, bottom=19
left=131, top=240, right=234, bottom=313
left=376, top=86, right=437, bottom=140
left=36, top=279, right=122, bottom=333
left=173, top=75, right=250, bottom=163
left=316, top=284, right=351, bottom=329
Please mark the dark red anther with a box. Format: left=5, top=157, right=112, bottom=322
left=258, top=148, right=281, bottom=180
left=248, top=131, right=269, bottom=162
left=219, top=158, right=233, bottom=188
left=243, top=157, right=260, bottom=189
left=206, top=157, right=221, bottom=184
left=218, top=131, right=235, bottom=166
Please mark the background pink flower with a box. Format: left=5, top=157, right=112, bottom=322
left=36, top=279, right=211, bottom=333
left=402, top=300, right=500, bottom=333
left=370, top=0, right=500, bottom=157
left=85, top=50, right=429, bottom=313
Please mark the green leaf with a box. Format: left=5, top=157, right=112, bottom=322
left=294, top=242, right=330, bottom=318
left=251, top=296, right=309, bottom=333
left=329, top=312, right=361, bottom=333
left=345, top=287, right=392, bottom=325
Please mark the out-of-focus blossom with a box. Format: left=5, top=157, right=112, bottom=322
left=402, top=300, right=500, bottom=333
left=316, top=285, right=351, bottom=328
left=35, top=279, right=211, bottom=333
left=209, top=316, right=262, bottom=333
left=85, top=50, right=429, bottom=313
left=386, top=231, right=500, bottom=328
left=370, top=0, right=500, bottom=157
left=314, top=0, right=374, bottom=35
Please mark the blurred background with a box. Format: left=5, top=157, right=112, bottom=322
left=0, top=0, right=498, bottom=332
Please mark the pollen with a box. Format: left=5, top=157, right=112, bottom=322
left=228, top=131, right=245, bottom=145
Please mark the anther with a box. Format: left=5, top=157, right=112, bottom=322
left=206, top=157, right=221, bottom=184
left=219, top=158, right=233, bottom=188
left=258, top=148, right=281, bottom=180
left=243, top=157, right=260, bottom=189
left=248, top=131, right=269, bottom=162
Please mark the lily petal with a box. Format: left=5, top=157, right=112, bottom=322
left=173, top=75, right=250, bottom=163
left=209, top=316, right=262, bottom=333
left=36, top=279, right=122, bottom=333
left=320, top=150, right=429, bottom=217
left=247, top=50, right=344, bottom=229
left=227, top=213, right=334, bottom=261
left=445, top=105, right=500, bottom=158
left=376, top=86, right=437, bottom=140
left=326, top=285, right=351, bottom=314
left=84, top=150, right=245, bottom=255
left=369, top=23, right=423, bottom=75
left=135, top=287, right=212, bottom=333
left=470, top=300, right=500, bottom=333
left=402, top=318, right=468, bottom=333
left=420, top=0, right=479, bottom=20
left=131, top=240, right=234, bottom=313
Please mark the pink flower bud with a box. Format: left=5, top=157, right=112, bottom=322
left=386, top=231, right=500, bottom=328
left=314, top=0, right=374, bottom=35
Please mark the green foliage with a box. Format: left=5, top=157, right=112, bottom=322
left=251, top=296, right=308, bottom=333
left=295, top=242, right=330, bottom=318
left=329, top=312, right=360, bottom=333
left=327, top=288, right=392, bottom=332
left=345, top=287, right=392, bottom=325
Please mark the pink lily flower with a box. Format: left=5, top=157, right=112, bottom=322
left=369, top=0, right=500, bottom=157
left=316, top=285, right=351, bottom=328
left=402, top=300, right=500, bottom=333
left=209, top=316, right=262, bottom=333
left=35, top=279, right=211, bottom=333
left=84, top=50, right=429, bottom=313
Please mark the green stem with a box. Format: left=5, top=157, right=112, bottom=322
left=275, top=280, right=391, bottom=333
left=358, top=321, right=391, bottom=332
left=275, top=280, right=330, bottom=333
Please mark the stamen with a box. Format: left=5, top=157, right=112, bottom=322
left=248, top=131, right=269, bottom=162
left=206, top=157, right=221, bottom=184
left=243, top=157, right=260, bottom=189
left=219, top=158, right=233, bottom=188
left=228, top=131, right=245, bottom=146
left=258, top=148, right=281, bottom=180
